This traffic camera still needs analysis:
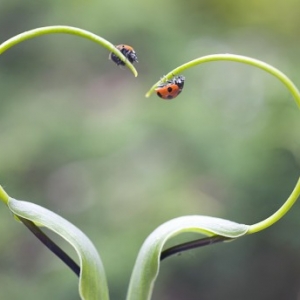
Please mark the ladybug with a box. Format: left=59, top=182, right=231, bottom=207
left=109, top=44, right=138, bottom=66
left=155, top=75, right=185, bottom=100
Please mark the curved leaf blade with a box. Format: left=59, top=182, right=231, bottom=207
left=127, top=215, right=249, bottom=300
left=8, top=197, right=109, bottom=300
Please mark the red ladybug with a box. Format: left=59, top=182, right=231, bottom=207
left=109, top=44, right=138, bottom=66
left=155, top=75, right=185, bottom=100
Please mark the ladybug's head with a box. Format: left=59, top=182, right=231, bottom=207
left=109, top=44, right=138, bottom=66
left=173, top=75, right=185, bottom=89
left=118, top=45, right=138, bottom=64
left=125, top=50, right=138, bottom=64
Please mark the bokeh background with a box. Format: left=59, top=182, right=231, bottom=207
left=0, top=0, right=300, bottom=299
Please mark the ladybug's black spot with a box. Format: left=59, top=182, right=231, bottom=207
left=157, top=92, right=163, bottom=98
left=167, top=87, right=173, bottom=92
left=167, top=95, right=173, bottom=99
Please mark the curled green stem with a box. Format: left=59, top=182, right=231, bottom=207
left=248, top=177, right=300, bottom=234
left=145, top=54, right=300, bottom=110
left=0, top=25, right=138, bottom=77
left=146, top=54, right=300, bottom=233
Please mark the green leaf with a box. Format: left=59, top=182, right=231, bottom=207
left=7, top=197, right=109, bottom=300
left=126, top=215, right=249, bottom=300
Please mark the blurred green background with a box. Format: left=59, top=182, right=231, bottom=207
left=0, top=0, right=300, bottom=299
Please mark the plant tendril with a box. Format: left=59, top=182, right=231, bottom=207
left=145, top=54, right=300, bottom=110
left=0, top=25, right=138, bottom=77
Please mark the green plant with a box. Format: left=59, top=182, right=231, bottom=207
left=0, top=26, right=299, bottom=300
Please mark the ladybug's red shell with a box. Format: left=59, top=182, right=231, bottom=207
left=155, top=75, right=185, bottom=100
left=109, top=44, right=138, bottom=66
